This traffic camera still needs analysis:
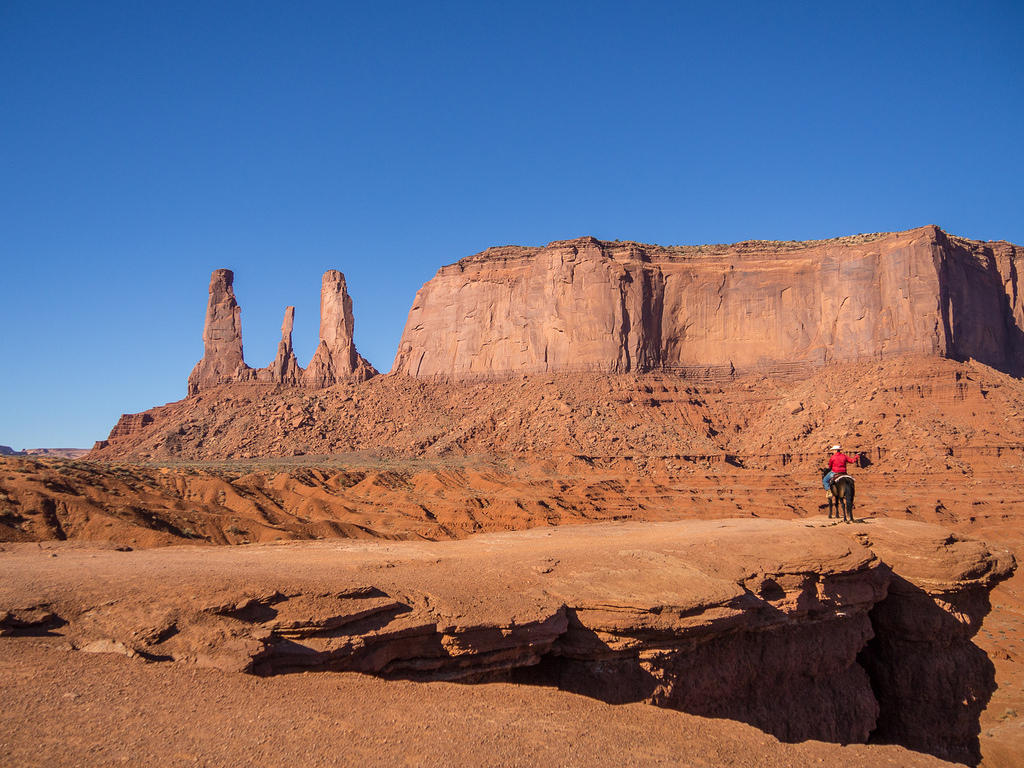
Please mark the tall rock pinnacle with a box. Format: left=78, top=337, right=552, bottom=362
left=187, top=269, right=251, bottom=395
left=268, top=306, right=301, bottom=385
left=303, top=270, right=377, bottom=387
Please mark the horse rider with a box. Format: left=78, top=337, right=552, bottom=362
left=823, top=444, right=860, bottom=490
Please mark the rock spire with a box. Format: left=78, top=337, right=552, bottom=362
left=303, top=271, right=376, bottom=387
left=187, top=269, right=249, bottom=395
left=266, top=306, right=302, bottom=386
left=187, top=269, right=376, bottom=395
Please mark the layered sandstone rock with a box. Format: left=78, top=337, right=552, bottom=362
left=392, top=226, right=1024, bottom=378
left=302, top=271, right=375, bottom=387
left=187, top=269, right=376, bottom=395
left=0, top=518, right=1011, bottom=761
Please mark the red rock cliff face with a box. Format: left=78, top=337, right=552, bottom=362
left=392, top=226, right=1024, bottom=378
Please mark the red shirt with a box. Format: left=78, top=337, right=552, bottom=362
left=828, top=452, right=859, bottom=474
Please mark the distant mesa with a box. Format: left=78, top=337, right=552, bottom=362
left=187, top=268, right=377, bottom=395
left=23, top=448, right=92, bottom=459
left=0, top=447, right=90, bottom=458
left=393, top=225, right=1024, bottom=379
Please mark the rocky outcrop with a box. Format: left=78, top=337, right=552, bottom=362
left=855, top=522, right=1011, bottom=764
left=302, top=271, right=375, bottom=387
left=0, top=519, right=1011, bottom=763
left=392, top=226, right=1024, bottom=379
left=187, top=269, right=376, bottom=395
left=104, top=412, right=154, bottom=441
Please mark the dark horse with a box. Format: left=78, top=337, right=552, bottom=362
left=822, top=468, right=855, bottom=523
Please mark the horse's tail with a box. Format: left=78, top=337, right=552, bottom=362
left=848, top=478, right=855, bottom=510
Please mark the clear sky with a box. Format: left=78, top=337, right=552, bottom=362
left=1, top=0, right=1022, bottom=449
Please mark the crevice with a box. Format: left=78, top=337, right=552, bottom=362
left=857, top=566, right=1005, bottom=766
left=0, top=605, right=67, bottom=636
left=504, top=611, right=878, bottom=745
left=617, top=270, right=632, bottom=372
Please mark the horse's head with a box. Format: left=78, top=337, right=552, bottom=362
left=857, top=451, right=872, bottom=468
left=821, top=466, right=830, bottom=477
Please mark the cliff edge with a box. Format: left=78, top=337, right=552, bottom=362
left=1, top=518, right=1012, bottom=764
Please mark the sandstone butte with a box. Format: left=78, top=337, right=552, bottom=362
left=393, top=225, right=1024, bottom=379
left=187, top=268, right=376, bottom=395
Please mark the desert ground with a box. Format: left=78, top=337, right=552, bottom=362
left=5, top=357, right=1024, bottom=766
left=1, top=515, right=1014, bottom=768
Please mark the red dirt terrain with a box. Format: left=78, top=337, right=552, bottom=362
left=4, top=358, right=1024, bottom=765
left=2, top=517, right=1011, bottom=767
left=6, top=360, right=1024, bottom=765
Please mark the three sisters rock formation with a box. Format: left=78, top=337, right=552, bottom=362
left=186, top=225, right=1024, bottom=395
left=187, top=269, right=376, bottom=394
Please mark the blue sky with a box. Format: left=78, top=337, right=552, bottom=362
left=2, top=0, right=1022, bottom=449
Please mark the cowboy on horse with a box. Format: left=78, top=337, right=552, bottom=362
left=821, top=444, right=861, bottom=522
left=822, top=444, right=860, bottom=490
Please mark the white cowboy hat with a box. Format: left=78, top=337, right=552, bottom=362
left=830, top=444, right=841, bottom=450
